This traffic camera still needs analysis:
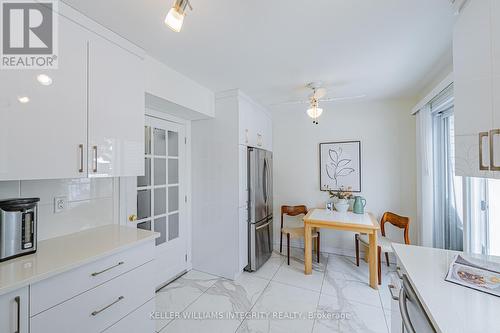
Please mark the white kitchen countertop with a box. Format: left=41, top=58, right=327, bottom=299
left=393, top=244, right=500, bottom=333
left=0, top=224, right=158, bottom=296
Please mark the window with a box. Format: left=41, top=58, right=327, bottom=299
left=430, top=85, right=500, bottom=255
left=432, top=106, right=464, bottom=251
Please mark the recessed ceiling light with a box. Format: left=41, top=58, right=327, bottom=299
left=36, top=74, right=53, bottom=86
left=17, top=96, right=30, bottom=104
left=165, top=0, right=193, bottom=32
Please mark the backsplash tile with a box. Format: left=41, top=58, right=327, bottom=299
left=0, top=178, right=116, bottom=241
left=37, top=197, right=114, bottom=241
left=21, top=178, right=113, bottom=205
left=0, top=181, right=20, bottom=200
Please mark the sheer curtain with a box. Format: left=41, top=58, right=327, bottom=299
left=416, top=104, right=434, bottom=247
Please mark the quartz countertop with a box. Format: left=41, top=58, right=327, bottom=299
left=0, top=224, right=158, bottom=296
left=393, top=244, right=500, bottom=333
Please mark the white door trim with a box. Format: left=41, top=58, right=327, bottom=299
left=118, top=108, right=193, bottom=280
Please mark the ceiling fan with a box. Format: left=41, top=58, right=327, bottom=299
left=273, top=82, right=366, bottom=124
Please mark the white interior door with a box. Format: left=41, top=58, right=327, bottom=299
left=134, top=116, right=187, bottom=287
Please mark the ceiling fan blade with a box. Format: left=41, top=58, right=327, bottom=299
left=314, top=88, right=327, bottom=99
left=319, top=95, right=366, bottom=102
left=270, top=99, right=310, bottom=106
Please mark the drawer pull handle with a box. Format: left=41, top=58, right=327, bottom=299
left=479, top=132, right=490, bottom=171
left=14, top=296, right=20, bottom=333
left=388, top=284, right=400, bottom=301
left=92, top=145, right=98, bottom=173
left=490, top=129, right=500, bottom=171
left=91, top=296, right=124, bottom=316
left=91, top=261, right=124, bottom=277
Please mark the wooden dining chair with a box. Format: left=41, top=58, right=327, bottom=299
left=354, top=212, right=410, bottom=285
left=280, top=205, right=320, bottom=265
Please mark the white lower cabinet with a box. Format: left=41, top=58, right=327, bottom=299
left=0, top=287, right=29, bottom=333
left=31, top=261, right=155, bottom=333
left=30, top=242, right=154, bottom=316
left=103, top=299, right=155, bottom=333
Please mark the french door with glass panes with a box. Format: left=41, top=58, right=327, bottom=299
left=136, top=116, right=187, bottom=286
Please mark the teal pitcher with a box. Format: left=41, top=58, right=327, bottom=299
left=353, top=196, right=366, bottom=214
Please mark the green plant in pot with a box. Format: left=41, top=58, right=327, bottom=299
left=328, top=186, right=353, bottom=213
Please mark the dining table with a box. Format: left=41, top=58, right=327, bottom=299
left=303, top=208, right=380, bottom=289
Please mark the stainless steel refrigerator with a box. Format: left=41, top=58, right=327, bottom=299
left=246, top=147, right=273, bottom=272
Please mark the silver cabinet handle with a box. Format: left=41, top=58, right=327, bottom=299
left=399, top=287, right=416, bottom=333
left=91, top=261, right=124, bottom=277
left=396, top=266, right=403, bottom=279
left=13, top=296, right=20, bottom=333
left=490, top=129, right=500, bottom=171
left=479, top=132, right=490, bottom=171
left=92, top=145, right=98, bottom=173
left=78, top=144, right=84, bottom=173
left=91, top=296, right=124, bottom=316
left=388, top=284, right=400, bottom=301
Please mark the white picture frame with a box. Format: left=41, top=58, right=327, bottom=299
left=319, top=141, right=361, bottom=192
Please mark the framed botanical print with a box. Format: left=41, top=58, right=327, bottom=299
left=319, top=141, right=361, bottom=192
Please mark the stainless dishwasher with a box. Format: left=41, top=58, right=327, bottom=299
left=388, top=265, right=437, bottom=333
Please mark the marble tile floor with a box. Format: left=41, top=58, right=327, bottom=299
left=155, top=248, right=398, bottom=333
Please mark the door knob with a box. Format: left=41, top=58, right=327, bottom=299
left=128, top=214, right=137, bottom=222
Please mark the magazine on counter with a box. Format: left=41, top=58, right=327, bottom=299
left=445, top=254, right=500, bottom=297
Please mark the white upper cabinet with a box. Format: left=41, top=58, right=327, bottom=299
left=0, top=16, right=88, bottom=181
left=453, top=0, right=493, bottom=137
left=238, top=93, right=273, bottom=151
left=88, top=36, right=145, bottom=177
left=454, top=0, right=500, bottom=178
left=0, top=7, right=145, bottom=181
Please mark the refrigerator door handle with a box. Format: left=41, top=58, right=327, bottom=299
left=263, top=158, right=268, bottom=204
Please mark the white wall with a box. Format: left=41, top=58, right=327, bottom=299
left=272, top=99, right=417, bottom=256
left=0, top=178, right=115, bottom=241
left=145, top=56, right=215, bottom=119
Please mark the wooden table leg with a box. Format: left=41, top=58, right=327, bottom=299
left=363, top=243, right=369, bottom=263
left=368, top=232, right=378, bottom=289
left=304, top=223, right=312, bottom=275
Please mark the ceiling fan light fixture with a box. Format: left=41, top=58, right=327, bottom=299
left=165, top=0, right=192, bottom=32
left=307, top=106, right=323, bottom=119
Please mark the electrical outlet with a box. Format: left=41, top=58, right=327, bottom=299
left=54, top=196, right=67, bottom=213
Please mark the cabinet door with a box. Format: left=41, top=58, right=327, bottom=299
left=102, top=298, right=154, bottom=333
left=0, top=16, right=87, bottom=180
left=453, top=0, right=493, bottom=137
left=492, top=1, right=500, bottom=175
left=88, top=36, right=145, bottom=177
left=0, top=287, right=29, bottom=333
left=455, top=134, right=492, bottom=178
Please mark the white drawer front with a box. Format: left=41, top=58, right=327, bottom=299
left=103, top=298, right=155, bottom=333
left=31, top=261, right=155, bottom=333
left=31, top=241, right=154, bottom=316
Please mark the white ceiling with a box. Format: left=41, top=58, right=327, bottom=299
left=63, top=0, right=455, bottom=107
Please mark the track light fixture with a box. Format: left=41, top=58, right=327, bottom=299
left=165, top=0, right=193, bottom=32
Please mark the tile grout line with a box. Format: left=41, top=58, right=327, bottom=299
left=379, top=267, right=395, bottom=333
left=233, top=256, right=285, bottom=332
left=157, top=276, right=220, bottom=333
left=311, top=252, right=330, bottom=333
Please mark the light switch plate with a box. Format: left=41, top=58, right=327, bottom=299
left=54, top=196, right=67, bottom=213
